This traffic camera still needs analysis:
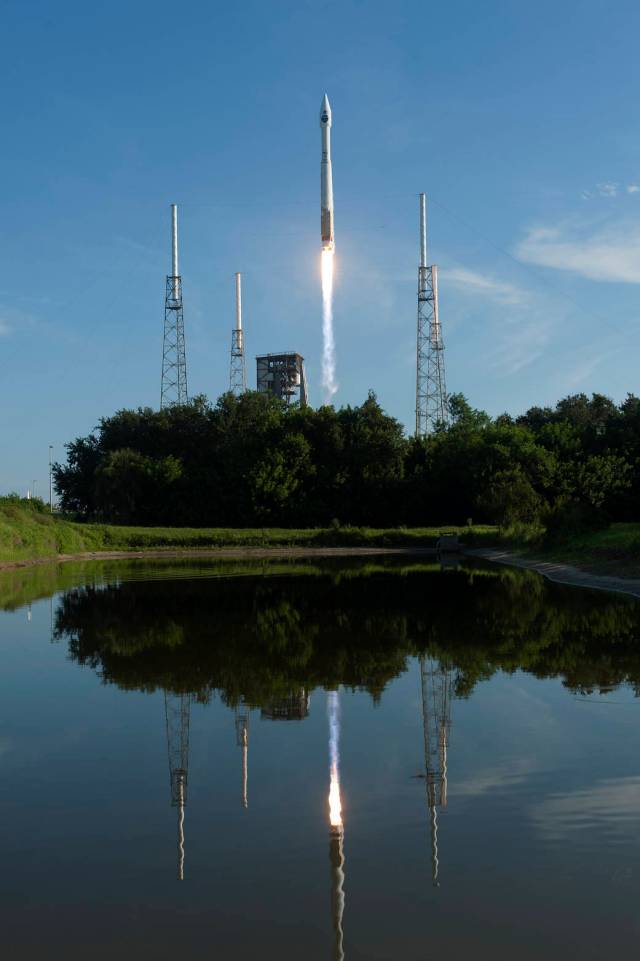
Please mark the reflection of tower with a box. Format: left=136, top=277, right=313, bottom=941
left=327, top=690, right=345, bottom=960
left=164, top=692, right=191, bottom=880
left=419, top=656, right=452, bottom=886
left=235, top=702, right=249, bottom=810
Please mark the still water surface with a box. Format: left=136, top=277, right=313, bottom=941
left=1, top=555, right=640, bottom=958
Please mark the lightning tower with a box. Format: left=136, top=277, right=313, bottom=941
left=229, top=272, right=247, bottom=394
left=161, top=204, right=188, bottom=408
left=416, top=194, right=448, bottom=436
left=419, top=656, right=453, bottom=886
left=164, top=691, right=191, bottom=880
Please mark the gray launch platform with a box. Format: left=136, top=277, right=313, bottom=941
left=256, top=352, right=308, bottom=407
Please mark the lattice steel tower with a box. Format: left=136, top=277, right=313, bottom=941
left=229, top=272, right=247, bottom=394
left=416, top=193, right=448, bottom=436
left=419, top=655, right=453, bottom=886
left=161, top=204, right=188, bottom=408
left=164, top=691, right=191, bottom=880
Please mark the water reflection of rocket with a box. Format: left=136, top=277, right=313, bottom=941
left=327, top=690, right=345, bottom=960
left=330, top=824, right=345, bottom=961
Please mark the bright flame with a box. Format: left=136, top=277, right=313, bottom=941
left=321, top=248, right=338, bottom=402
left=327, top=690, right=342, bottom=828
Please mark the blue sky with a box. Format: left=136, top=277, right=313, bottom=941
left=2, top=0, right=640, bottom=494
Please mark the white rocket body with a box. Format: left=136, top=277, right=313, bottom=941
left=320, top=94, right=334, bottom=251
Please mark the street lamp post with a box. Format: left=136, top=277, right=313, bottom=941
left=49, top=446, right=53, bottom=513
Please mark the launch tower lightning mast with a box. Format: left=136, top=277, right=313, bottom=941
left=419, top=655, right=453, bottom=886
left=416, top=194, right=448, bottom=436
left=161, top=204, right=188, bottom=408
left=229, top=272, right=247, bottom=394
left=164, top=691, right=191, bottom=880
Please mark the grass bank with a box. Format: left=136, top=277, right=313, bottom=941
left=538, top=522, right=640, bottom=576
left=0, top=502, right=499, bottom=567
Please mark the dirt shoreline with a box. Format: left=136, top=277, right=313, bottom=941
left=467, top=548, right=640, bottom=600
left=0, top=545, right=438, bottom=572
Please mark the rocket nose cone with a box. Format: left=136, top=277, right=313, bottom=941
left=320, top=93, right=332, bottom=126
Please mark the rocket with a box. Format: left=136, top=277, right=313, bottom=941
left=320, top=94, right=334, bottom=251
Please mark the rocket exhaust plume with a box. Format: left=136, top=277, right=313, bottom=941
left=320, top=94, right=338, bottom=401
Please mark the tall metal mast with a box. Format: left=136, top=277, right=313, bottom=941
left=161, top=204, right=188, bottom=408
left=229, top=272, right=247, bottom=395
left=164, top=691, right=191, bottom=880
left=419, top=656, right=453, bottom=886
left=416, top=194, right=448, bottom=436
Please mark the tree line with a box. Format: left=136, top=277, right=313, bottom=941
left=52, top=389, right=640, bottom=528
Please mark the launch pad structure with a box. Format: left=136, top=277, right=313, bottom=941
left=416, top=194, right=448, bottom=437
left=161, top=204, right=188, bottom=409
left=256, top=352, right=308, bottom=407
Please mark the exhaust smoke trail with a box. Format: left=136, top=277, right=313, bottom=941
left=321, top=248, right=338, bottom=402
left=319, top=94, right=337, bottom=402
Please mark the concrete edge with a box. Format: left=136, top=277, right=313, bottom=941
left=466, top=548, right=640, bottom=601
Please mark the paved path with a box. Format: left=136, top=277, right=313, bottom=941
left=467, top=548, right=640, bottom=600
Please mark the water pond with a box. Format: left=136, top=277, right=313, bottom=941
left=1, top=555, right=640, bottom=959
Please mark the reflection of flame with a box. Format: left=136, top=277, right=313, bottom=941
left=321, top=248, right=338, bottom=402
left=329, top=761, right=342, bottom=827
left=327, top=690, right=342, bottom=826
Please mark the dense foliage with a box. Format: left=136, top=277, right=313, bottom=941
left=53, top=390, right=640, bottom=528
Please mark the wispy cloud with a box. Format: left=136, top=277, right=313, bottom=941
left=453, top=759, right=537, bottom=798
left=0, top=320, right=11, bottom=337
left=442, top=266, right=527, bottom=306
left=530, top=776, right=640, bottom=842
left=491, top=313, right=555, bottom=376
left=581, top=181, right=640, bottom=200
left=443, top=263, right=556, bottom=376
left=515, top=220, right=640, bottom=283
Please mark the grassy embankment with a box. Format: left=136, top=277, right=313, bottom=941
left=3, top=500, right=640, bottom=577
left=540, top=523, right=640, bottom=576
left=0, top=501, right=498, bottom=567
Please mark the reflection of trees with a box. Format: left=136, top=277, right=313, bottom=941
left=54, top=561, right=640, bottom=705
